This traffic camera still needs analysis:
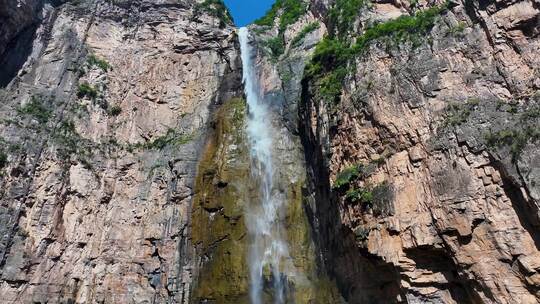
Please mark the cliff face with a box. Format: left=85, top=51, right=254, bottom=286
left=0, top=0, right=241, bottom=303
left=245, top=0, right=540, bottom=302
left=1, top=0, right=540, bottom=303
left=294, top=0, right=540, bottom=303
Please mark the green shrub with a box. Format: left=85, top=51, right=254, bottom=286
left=53, top=120, right=84, bottom=158
left=448, top=21, right=467, bottom=36
left=305, top=37, right=351, bottom=91
left=264, top=36, right=285, bottom=59
left=291, top=22, right=320, bottom=48
left=444, top=105, right=470, bottom=126
left=0, top=151, right=7, bottom=169
left=278, top=0, right=307, bottom=31
left=77, top=82, right=98, bottom=99
left=353, top=226, right=370, bottom=241
left=17, top=96, right=52, bottom=124
left=333, top=162, right=376, bottom=189
left=444, top=98, right=479, bottom=127
left=508, top=105, right=519, bottom=114
left=334, top=165, right=360, bottom=189
left=255, top=0, right=306, bottom=29
left=345, top=187, right=373, bottom=203
left=256, top=0, right=308, bottom=59
left=280, top=70, right=294, bottom=83
left=108, top=105, right=122, bottom=116
left=329, top=0, right=368, bottom=38
left=305, top=3, right=448, bottom=104
left=318, top=67, right=349, bottom=102
left=135, top=129, right=193, bottom=150
left=305, top=37, right=352, bottom=103
left=485, top=127, right=540, bottom=162
left=346, top=182, right=393, bottom=216
left=521, top=105, right=540, bottom=120
left=307, top=37, right=351, bottom=76
left=305, top=36, right=351, bottom=103
left=195, top=0, right=233, bottom=27
left=87, top=55, right=111, bottom=71
left=8, top=143, right=21, bottom=153
left=52, top=120, right=94, bottom=165
left=353, top=4, right=448, bottom=51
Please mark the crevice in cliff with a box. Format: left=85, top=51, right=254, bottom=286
left=0, top=24, right=38, bottom=88
left=427, top=206, right=503, bottom=303
left=490, top=156, right=540, bottom=250
left=0, top=0, right=46, bottom=79
left=402, top=246, right=483, bottom=303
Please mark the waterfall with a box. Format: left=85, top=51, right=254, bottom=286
left=239, top=27, right=290, bottom=304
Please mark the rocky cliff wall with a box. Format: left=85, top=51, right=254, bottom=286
left=244, top=0, right=540, bottom=302
left=295, top=0, right=540, bottom=303
left=1, top=0, right=540, bottom=303
left=0, top=0, right=241, bottom=303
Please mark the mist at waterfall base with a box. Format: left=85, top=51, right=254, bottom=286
left=239, top=27, right=295, bottom=304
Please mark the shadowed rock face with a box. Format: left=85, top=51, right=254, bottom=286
left=0, top=0, right=42, bottom=86
left=0, top=0, right=539, bottom=303
left=0, top=0, right=42, bottom=57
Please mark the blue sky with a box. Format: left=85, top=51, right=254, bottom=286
left=223, top=0, right=276, bottom=26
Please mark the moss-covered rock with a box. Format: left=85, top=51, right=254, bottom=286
left=191, top=98, right=252, bottom=303
left=191, top=97, right=343, bottom=303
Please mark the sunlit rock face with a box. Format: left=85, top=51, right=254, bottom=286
left=294, top=0, right=540, bottom=303
left=1, top=0, right=539, bottom=303
left=0, top=0, right=241, bottom=302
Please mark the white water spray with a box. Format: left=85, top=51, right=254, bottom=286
left=239, top=27, right=290, bottom=304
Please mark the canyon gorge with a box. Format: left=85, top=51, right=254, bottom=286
left=0, top=0, right=539, bottom=303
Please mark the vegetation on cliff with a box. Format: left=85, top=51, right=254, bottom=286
left=484, top=102, right=540, bottom=162
left=87, top=54, right=111, bottom=71
left=486, top=127, right=540, bottom=162
left=77, top=82, right=98, bottom=99
left=328, top=0, right=370, bottom=39
left=305, top=2, right=449, bottom=104
left=440, top=95, right=540, bottom=163
left=17, top=96, right=53, bottom=124
left=195, top=0, right=234, bottom=27
left=291, top=22, right=320, bottom=48
left=346, top=182, right=393, bottom=216
left=0, top=152, right=7, bottom=170
left=256, top=0, right=308, bottom=59
left=333, top=162, right=393, bottom=216
left=255, top=0, right=307, bottom=29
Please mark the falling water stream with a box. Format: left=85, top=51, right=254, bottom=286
left=239, top=27, right=290, bottom=304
